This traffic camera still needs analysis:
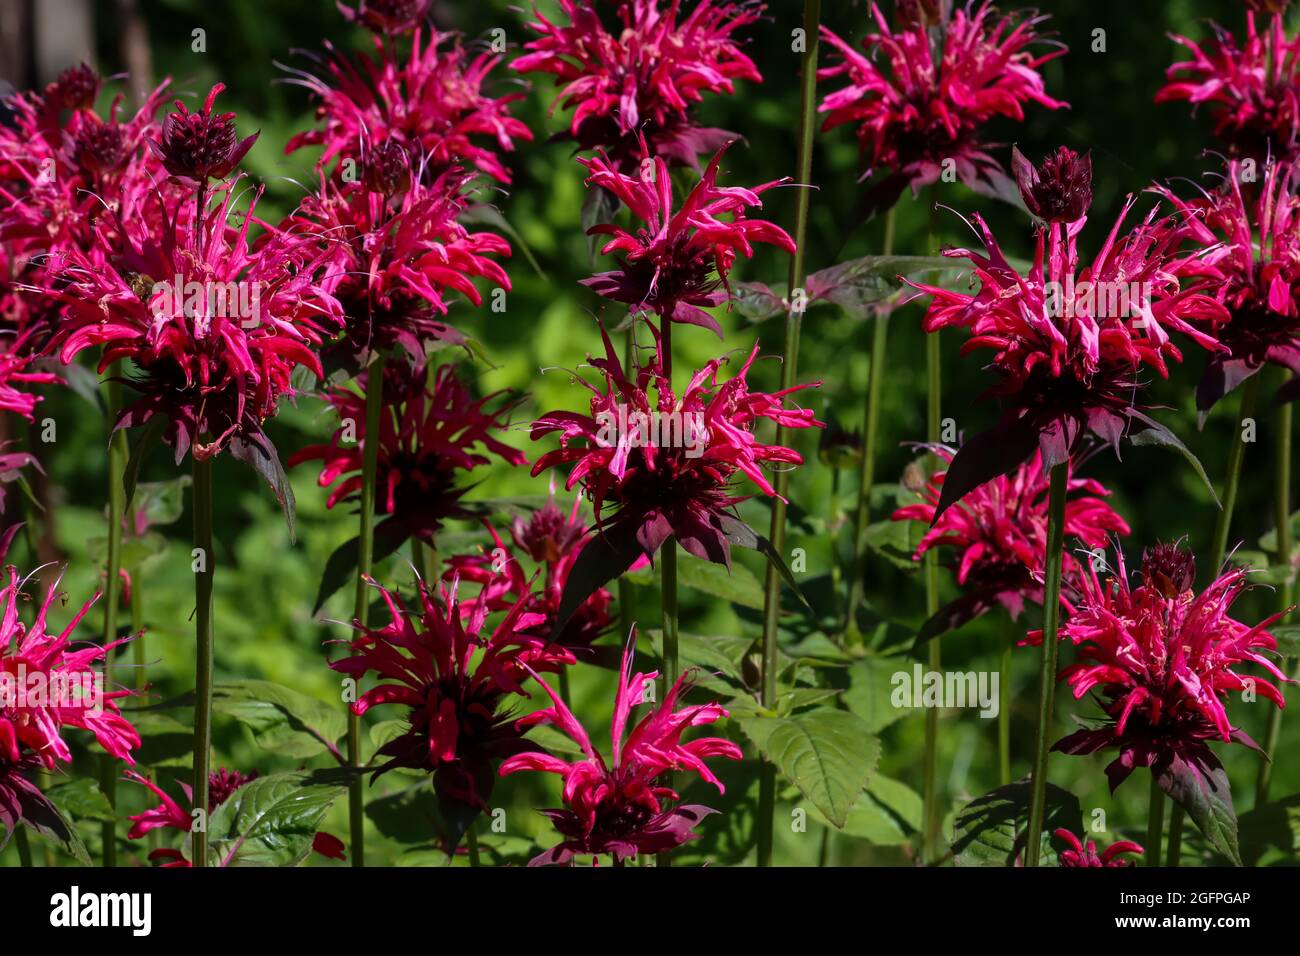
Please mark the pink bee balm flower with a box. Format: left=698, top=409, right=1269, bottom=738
left=330, top=577, right=572, bottom=825
left=286, top=165, right=511, bottom=371
left=0, top=564, right=140, bottom=772
left=0, top=327, right=59, bottom=421
left=579, top=142, right=795, bottom=335
left=500, top=634, right=742, bottom=865
left=531, top=326, right=822, bottom=569
left=289, top=360, right=524, bottom=543
left=149, top=84, right=258, bottom=186
left=284, top=27, right=531, bottom=185
left=1053, top=829, right=1143, bottom=867
left=1157, top=10, right=1300, bottom=161
left=1042, top=544, right=1289, bottom=799
left=1156, top=158, right=1300, bottom=410
left=905, top=148, right=1227, bottom=519
left=43, top=179, right=342, bottom=464
left=892, top=446, right=1129, bottom=637
left=514, top=0, right=764, bottom=170
left=818, top=2, right=1067, bottom=215
left=125, top=769, right=345, bottom=866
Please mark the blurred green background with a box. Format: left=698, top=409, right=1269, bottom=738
left=1, top=0, right=1297, bottom=866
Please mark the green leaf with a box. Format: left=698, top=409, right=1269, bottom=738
left=1155, top=752, right=1240, bottom=866
left=673, top=553, right=766, bottom=610
left=46, top=778, right=116, bottom=824
left=1237, top=792, right=1300, bottom=866
left=801, top=774, right=921, bottom=846
left=122, top=414, right=167, bottom=510
left=205, top=772, right=345, bottom=867
left=805, top=255, right=966, bottom=320
left=718, top=514, right=811, bottom=611
left=951, top=781, right=1083, bottom=867
left=738, top=708, right=880, bottom=827
left=14, top=782, right=92, bottom=865
left=212, top=680, right=345, bottom=760
left=228, top=427, right=297, bottom=542
left=366, top=784, right=442, bottom=846
left=843, top=656, right=909, bottom=734
left=1269, top=624, right=1300, bottom=658
left=1128, top=412, right=1220, bottom=508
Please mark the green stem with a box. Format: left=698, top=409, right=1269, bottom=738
left=1024, top=461, right=1068, bottom=867
left=1257, top=372, right=1294, bottom=806
left=191, top=453, right=214, bottom=867
left=829, top=467, right=842, bottom=620
left=1165, top=804, right=1184, bottom=867
left=999, top=613, right=1012, bottom=787
left=100, top=370, right=127, bottom=867
left=15, top=827, right=32, bottom=867
left=657, top=538, right=679, bottom=869
left=1146, top=774, right=1165, bottom=868
left=466, top=821, right=481, bottom=867
left=348, top=351, right=386, bottom=868
left=920, top=328, right=942, bottom=863
left=757, top=0, right=821, bottom=869
left=846, top=206, right=896, bottom=632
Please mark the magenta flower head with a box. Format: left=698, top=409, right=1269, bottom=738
left=580, top=141, right=794, bottom=336
left=330, top=576, right=572, bottom=838
left=1157, top=158, right=1300, bottom=411
left=338, top=0, right=431, bottom=35
left=53, top=63, right=101, bottom=111
left=1053, top=829, right=1143, bottom=867
left=286, top=166, right=511, bottom=371
left=1012, top=145, right=1092, bottom=224
left=0, top=327, right=60, bottom=421
left=149, top=84, right=258, bottom=186
left=904, top=161, right=1227, bottom=521
left=1039, top=544, right=1290, bottom=856
left=818, top=2, right=1067, bottom=215
left=45, top=180, right=341, bottom=468
left=290, top=360, right=524, bottom=547
left=500, top=633, right=742, bottom=865
left=531, top=327, right=822, bottom=589
left=514, top=0, right=764, bottom=170
left=1157, top=10, right=1300, bottom=161
left=892, top=446, right=1129, bottom=640
left=285, top=27, right=531, bottom=185
left=125, top=768, right=345, bottom=866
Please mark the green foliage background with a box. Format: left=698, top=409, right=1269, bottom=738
left=3, top=0, right=1298, bottom=866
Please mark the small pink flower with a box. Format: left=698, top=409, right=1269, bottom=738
left=514, top=0, right=764, bottom=170
left=580, top=141, right=794, bottom=335
left=1157, top=10, right=1300, bottom=160
left=285, top=27, right=531, bottom=185
left=1053, top=829, right=1143, bottom=867
left=818, top=2, right=1066, bottom=213
left=500, top=634, right=742, bottom=865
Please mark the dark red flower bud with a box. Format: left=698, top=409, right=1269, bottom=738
left=896, top=0, right=951, bottom=29
left=511, top=498, right=584, bottom=565
left=53, top=63, right=100, bottom=111
left=149, top=83, right=258, bottom=185
left=1141, top=541, right=1197, bottom=598
left=73, top=120, right=127, bottom=176
left=1012, top=146, right=1093, bottom=224
left=363, top=140, right=412, bottom=196
left=1244, top=0, right=1291, bottom=15
left=344, top=0, right=430, bottom=35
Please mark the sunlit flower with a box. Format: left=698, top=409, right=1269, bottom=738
left=1156, top=158, right=1300, bottom=409
left=1041, top=544, right=1289, bottom=793
left=579, top=142, right=794, bottom=335
left=1157, top=10, right=1300, bottom=161
left=286, top=165, right=511, bottom=370
left=818, top=2, right=1066, bottom=213
left=531, top=327, right=821, bottom=565
left=125, top=768, right=345, bottom=866
left=149, top=84, right=258, bottom=185
left=44, top=179, right=341, bottom=462
left=500, top=634, right=742, bottom=865
left=1053, top=829, right=1143, bottom=867
left=0, top=565, right=140, bottom=771
left=892, top=446, right=1129, bottom=626
left=284, top=27, right=531, bottom=185
left=330, top=577, right=571, bottom=817
left=514, top=0, right=764, bottom=169
left=289, top=360, right=524, bottom=542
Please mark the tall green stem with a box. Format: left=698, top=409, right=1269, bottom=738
left=846, top=207, right=896, bottom=631
left=1146, top=774, right=1165, bottom=868
left=1169, top=373, right=1261, bottom=864
left=757, top=0, right=821, bottom=869
left=657, top=538, right=679, bottom=869
left=100, top=370, right=127, bottom=867
left=1024, top=462, right=1068, bottom=866
left=1257, top=372, right=1295, bottom=805
left=14, top=827, right=32, bottom=866
left=348, top=351, right=386, bottom=868
left=920, top=328, right=942, bottom=863
left=191, top=454, right=214, bottom=867
left=998, top=613, right=1012, bottom=786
